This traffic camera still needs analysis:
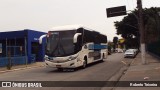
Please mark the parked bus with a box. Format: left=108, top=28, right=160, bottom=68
left=39, top=25, right=108, bottom=70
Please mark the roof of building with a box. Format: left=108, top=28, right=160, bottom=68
left=0, top=29, right=46, bottom=40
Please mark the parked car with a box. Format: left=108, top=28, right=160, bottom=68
left=117, top=48, right=123, bottom=53
left=124, top=49, right=136, bottom=58
left=115, top=48, right=123, bottom=53
left=130, top=49, right=139, bottom=55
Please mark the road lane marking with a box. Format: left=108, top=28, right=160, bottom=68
left=121, top=61, right=127, bottom=65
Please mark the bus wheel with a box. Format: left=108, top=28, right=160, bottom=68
left=82, top=60, right=87, bottom=68
left=101, top=54, right=105, bottom=62
left=57, top=68, right=63, bottom=71
left=82, top=57, right=87, bottom=69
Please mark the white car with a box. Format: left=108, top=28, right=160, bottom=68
left=117, top=48, right=123, bottom=53
left=124, top=49, right=136, bottom=58
left=130, top=49, right=139, bottom=54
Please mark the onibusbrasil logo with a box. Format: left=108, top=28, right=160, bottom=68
left=1, top=82, right=42, bottom=88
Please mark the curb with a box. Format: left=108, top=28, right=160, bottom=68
left=0, top=65, right=45, bottom=73
left=101, top=56, right=137, bottom=90
left=101, top=65, right=129, bottom=90
left=101, top=61, right=131, bottom=90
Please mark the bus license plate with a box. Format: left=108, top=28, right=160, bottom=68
left=56, top=65, right=61, bottom=68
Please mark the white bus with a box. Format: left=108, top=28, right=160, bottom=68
left=39, top=25, right=108, bottom=70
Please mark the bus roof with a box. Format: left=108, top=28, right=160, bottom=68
left=50, top=25, right=107, bottom=37
left=51, top=25, right=84, bottom=31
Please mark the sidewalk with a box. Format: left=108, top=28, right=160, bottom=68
left=114, top=53, right=160, bottom=90
left=0, top=62, right=45, bottom=73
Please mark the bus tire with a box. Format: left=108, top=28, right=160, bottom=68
left=101, top=53, right=105, bottom=62
left=82, top=56, right=87, bottom=69
left=57, top=68, right=63, bottom=71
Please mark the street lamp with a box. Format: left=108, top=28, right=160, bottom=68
left=127, top=10, right=139, bottom=21
left=125, top=24, right=138, bottom=30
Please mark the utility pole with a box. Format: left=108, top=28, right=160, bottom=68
left=137, top=0, right=147, bottom=64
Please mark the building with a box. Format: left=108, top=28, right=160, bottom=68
left=0, top=29, right=46, bottom=67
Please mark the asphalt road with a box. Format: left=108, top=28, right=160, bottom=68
left=0, top=53, right=127, bottom=90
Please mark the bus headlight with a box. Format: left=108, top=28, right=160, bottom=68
left=68, top=56, right=75, bottom=61
left=67, top=54, right=79, bottom=61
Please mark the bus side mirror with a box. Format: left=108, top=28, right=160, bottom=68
left=73, top=33, right=82, bottom=43
left=39, top=34, right=47, bottom=44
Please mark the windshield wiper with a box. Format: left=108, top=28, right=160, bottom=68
left=51, top=36, right=60, bottom=56
left=58, top=39, right=66, bottom=55
left=51, top=36, right=66, bottom=56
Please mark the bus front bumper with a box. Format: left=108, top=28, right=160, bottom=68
left=45, top=60, right=76, bottom=68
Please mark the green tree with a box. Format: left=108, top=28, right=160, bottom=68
left=114, top=7, right=160, bottom=49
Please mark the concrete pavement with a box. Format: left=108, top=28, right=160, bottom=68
left=114, top=53, right=160, bottom=90
left=0, top=62, right=45, bottom=73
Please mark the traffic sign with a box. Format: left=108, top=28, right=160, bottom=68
left=106, top=6, right=127, bottom=18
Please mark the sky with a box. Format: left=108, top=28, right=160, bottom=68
left=0, top=0, right=159, bottom=41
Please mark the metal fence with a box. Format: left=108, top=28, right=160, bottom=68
left=147, top=40, right=160, bottom=57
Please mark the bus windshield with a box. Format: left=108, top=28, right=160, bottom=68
left=46, top=30, right=76, bottom=57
